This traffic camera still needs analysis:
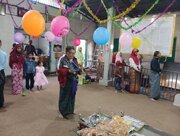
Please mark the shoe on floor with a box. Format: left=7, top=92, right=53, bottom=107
left=151, top=98, right=157, bottom=101
left=22, top=92, right=27, bottom=96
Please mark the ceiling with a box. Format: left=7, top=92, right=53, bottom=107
left=64, top=0, right=180, bottom=22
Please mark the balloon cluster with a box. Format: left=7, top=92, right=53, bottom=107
left=119, top=32, right=141, bottom=49
left=21, top=10, right=71, bottom=45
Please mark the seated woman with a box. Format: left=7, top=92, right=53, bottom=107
left=129, top=49, right=141, bottom=93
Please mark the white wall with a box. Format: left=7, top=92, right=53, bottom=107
left=0, top=0, right=96, bottom=75
left=112, top=14, right=180, bottom=68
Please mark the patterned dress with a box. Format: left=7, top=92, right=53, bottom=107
left=12, top=64, right=23, bottom=95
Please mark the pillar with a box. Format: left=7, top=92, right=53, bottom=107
left=99, top=7, right=114, bottom=86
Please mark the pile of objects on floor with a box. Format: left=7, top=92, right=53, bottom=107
left=77, top=112, right=145, bottom=136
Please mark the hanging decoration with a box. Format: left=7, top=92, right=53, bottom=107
left=50, top=16, right=70, bottom=37
left=93, top=27, right=110, bottom=45
left=22, top=10, right=45, bottom=36
left=119, top=32, right=133, bottom=47
left=14, top=32, right=25, bottom=44
left=73, top=38, right=81, bottom=46
left=82, top=0, right=141, bottom=24
left=132, top=36, right=141, bottom=48
left=70, top=3, right=102, bottom=37
left=134, top=0, right=177, bottom=34
left=62, top=0, right=82, bottom=14
left=45, top=31, right=55, bottom=42
left=111, top=0, right=176, bottom=34
left=101, top=0, right=160, bottom=30
left=57, top=0, right=65, bottom=15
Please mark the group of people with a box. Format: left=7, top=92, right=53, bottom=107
left=0, top=40, right=48, bottom=109
left=0, top=39, right=162, bottom=118
left=113, top=48, right=162, bottom=101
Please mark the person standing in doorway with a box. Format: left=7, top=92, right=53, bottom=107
left=75, top=47, right=84, bottom=85
left=24, top=53, right=36, bottom=92
left=9, top=44, right=24, bottom=95
left=75, top=47, right=84, bottom=67
left=57, top=46, right=81, bottom=119
left=97, top=52, right=104, bottom=80
left=24, top=40, right=37, bottom=56
left=0, top=40, right=7, bottom=108
left=150, top=51, right=161, bottom=101
left=129, top=49, right=141, bottom=93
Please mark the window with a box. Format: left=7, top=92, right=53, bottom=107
left=31, top=0, right=60, bottom=8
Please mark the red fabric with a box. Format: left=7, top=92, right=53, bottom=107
left=57, top=57, right=81, bottom=88
left=58, top=67, right=68, bottom=88
left=130, top=49, right=139, bottom=65
left=112, top=53, right=117, bottom=63
left=9, top=45, right=24, bottom=69
left=115, top=60, right=126, bottom=69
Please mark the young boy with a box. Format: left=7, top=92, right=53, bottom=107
left=114, top=67, right=123, bottom=93
left=24, top=53, right=36, bottom=92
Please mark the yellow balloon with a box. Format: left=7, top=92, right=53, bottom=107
left=132, top=36, right=141, bottom=48
left=22, top=10, right=45, bottom=37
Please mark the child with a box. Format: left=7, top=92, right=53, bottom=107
left=24, top=53, right=36, bottom=92
left=114, top=68, right=123, bottom=93
left=34, top=61, right=48, bottom=90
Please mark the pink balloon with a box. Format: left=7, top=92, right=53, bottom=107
left=73, top=38, right=80, bottom=46
left=50, top=16, right=70, bottom=37
left=54, top=36, right=63, bottom=45
left=119, top=32, right=133, bottom=47
left=45, top=31, right=55, bottom=42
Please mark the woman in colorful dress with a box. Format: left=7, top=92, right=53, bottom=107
left=97, top=52, right=104, bottom=80
left=57, top=46, right=81, bottom=119
left=129, top=49, right=141, bottom=93
left=9, top=44, right=24, bottom=95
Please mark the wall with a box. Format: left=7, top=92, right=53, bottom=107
left=112, top=14, right=180, bottom=68
left=0, top=0, right=96, bottom=74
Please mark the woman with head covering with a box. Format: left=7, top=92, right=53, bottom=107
left=129, top=49, right=141, bottom=93
left=9, top=44, right=24, bottom=95
left=114, top=52, right=126, bottom=92
left=97, top=52, right=104, bottom=80
left=150, top=51, right=161, bottom=101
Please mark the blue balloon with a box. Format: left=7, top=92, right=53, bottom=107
left=93, top=27, right=110, bottom=45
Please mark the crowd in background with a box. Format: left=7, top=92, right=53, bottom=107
left=112, top=49, right=162, bottom=101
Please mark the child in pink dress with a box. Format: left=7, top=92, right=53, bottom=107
left=34, top=61, right=48, bottom=90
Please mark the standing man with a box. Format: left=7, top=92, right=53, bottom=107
left=57, top=46, right=81, bottom=119
left=24, top=40, right=37, bottom=56
left=0, top=40, right=7, bottom=108
left=150, top=51, right=161, bottom=101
